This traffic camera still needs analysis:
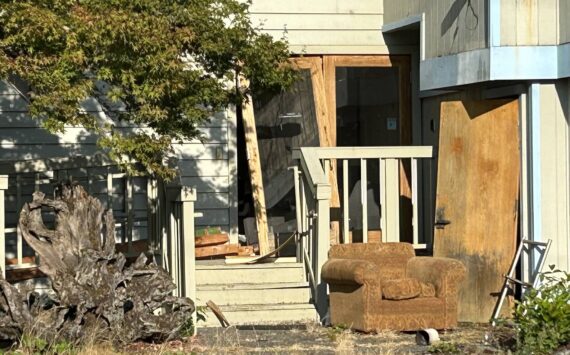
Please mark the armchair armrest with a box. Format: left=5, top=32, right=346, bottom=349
left=322, top=259, right=379, bottom=285
left=406, top=257, right=466, bottom=298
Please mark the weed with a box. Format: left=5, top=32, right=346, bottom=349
left=180, top=305, right=208, bottom=337
left=18, top=334, right=77, bottom=354
left=514, top=265, right=570, bottom=354
left=326, top=323, right=349, bottom=342
left=427, top=341, right=460, bottom=354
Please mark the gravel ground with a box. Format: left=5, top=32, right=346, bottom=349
left=129, top=322, right=510, bottom=354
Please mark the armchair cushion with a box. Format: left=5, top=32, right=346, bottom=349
left=406, top=257, right=466, bottom=298
left=381, top=278, right=437, bottom=300
left=382, top=278, right=421, bottom=300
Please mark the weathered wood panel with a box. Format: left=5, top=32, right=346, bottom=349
left=434, top=97, right=519, bottom=322
left=539, top=83, right=570, bottom=271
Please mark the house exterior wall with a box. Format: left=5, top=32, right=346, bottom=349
left=383, top=0, right=487, bottom=58
left=250, top=0, right=416, bottom=55
left=538, top=82, right=570, bottom=271
left=500, top=0, right=559, bottom=46
left=0, top=81, right=239, bottom=239
left=560, top=1, right=570, bottom=45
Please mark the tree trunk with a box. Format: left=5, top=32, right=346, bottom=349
left=0, top=182, right=194, bottom=344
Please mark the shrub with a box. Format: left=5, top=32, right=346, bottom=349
left=514, top=265, right=570, bottom=354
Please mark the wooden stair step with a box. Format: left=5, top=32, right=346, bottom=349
left=196, top=282, right=311, bottom=306
left=199, top=303, right=316, bottom=327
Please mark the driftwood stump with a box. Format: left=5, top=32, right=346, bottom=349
left=0, top=182, right=194, bottom=343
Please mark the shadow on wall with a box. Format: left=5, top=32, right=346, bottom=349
left=0, top=79, right=236, bottom=237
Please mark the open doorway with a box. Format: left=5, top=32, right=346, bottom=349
left=324, top=56, right=412, bottom=244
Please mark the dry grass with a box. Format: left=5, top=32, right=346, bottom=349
left=8, top=322, right=497, bottom=354
left=334, top=328, right=356, bottom=354
left=77, top=343, right=124, bottom=355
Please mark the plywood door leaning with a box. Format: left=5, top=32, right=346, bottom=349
left=434, top=99, right=519, bottom=322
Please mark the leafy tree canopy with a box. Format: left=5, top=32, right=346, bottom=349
left=0, top=0, right=295, bottom=178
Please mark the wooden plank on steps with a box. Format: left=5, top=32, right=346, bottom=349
left=224, top=256, right=298, bottom=264
left=196, top=244, right=239, bottom=259
left=195, top=233, right=229, bottom=247
left=196, top=244, right=254, bottom=259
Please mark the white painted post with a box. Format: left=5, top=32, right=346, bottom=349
left=126, top=176, right=133, bottom=255
left=411, top=158, right=419, bottom=247
left=380, top=158, right=387, bottom=242
left=15, top=174, right=22, bottom=266
left=180, top=188, right=197, bottom=333
left=0, top=175, right=7, bottom=277
left=314, top=182, right=331, bottom=321
left=385, top=158, right=400, bottom=242
left=169, top=201, right=179, bottom=296
left=360, top=159, right=368, bottom=243
left=299, top=173, right=309, bottom=271
left=291, top=166, right=303, bottom=262
left=106, top=172, right=113, bottom=213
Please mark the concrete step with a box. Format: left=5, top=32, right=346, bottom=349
left=195, top=262, right=305, bottom=285
left=196, top=282, right=311, bottom=306
left=199, top=303, right=317, bottom=327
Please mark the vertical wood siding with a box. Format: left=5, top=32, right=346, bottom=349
left=383, top=0, right=487, bottom=58
left=501, top=0, right=559, bottom=46
left=0, top=81, right=238, bottom=237
left=539, top=82, right=570, bottom=272
left=560, top=1, right=570, bottom=44
left=386, top=0, right=568, bottom=57
left=250, top=0, right=404, bottom=55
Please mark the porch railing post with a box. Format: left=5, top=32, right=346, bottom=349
left=0, top=175, right=6, bottom=278
left=314, top=183, right=331, bottom=321
left=180, top=188, right=197, bottom=334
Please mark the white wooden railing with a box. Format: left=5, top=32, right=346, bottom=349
left=0, top=163, right=198, bottom=300
left=0, top=165, right=199, bottom=331
left=292, top=146, right=433, bottom=317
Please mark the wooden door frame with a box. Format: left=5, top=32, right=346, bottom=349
left=323, top=55, right=412, bottom=147
left=289, top=57, right=332, bottom=148
left=289, top=56, right=341, bottom=244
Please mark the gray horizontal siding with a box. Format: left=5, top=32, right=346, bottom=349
left=250, top=0, right=406, bottom=54
left=0, top=80, right=237, bottom=239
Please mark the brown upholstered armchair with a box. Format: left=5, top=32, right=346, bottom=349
left=322, top=243, right=466, bottom=332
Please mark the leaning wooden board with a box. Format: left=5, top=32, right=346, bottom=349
left=240, top=77, right=270, bottom=255
left=434, top=98, right=519, bottom=322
